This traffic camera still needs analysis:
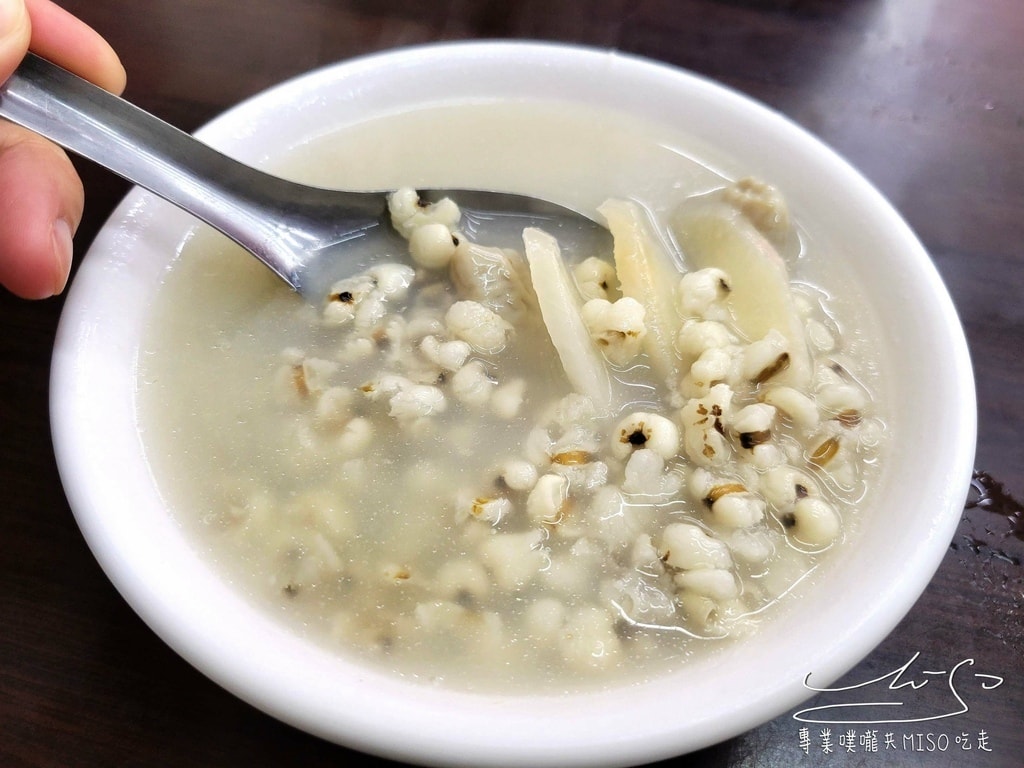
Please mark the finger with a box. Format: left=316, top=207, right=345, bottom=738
left=25, top=0, right=125, bottom=93
left=0, top=121, right=83, bottom=298
left=0, top=0, right=31, bottom=79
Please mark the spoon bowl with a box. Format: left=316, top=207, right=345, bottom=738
left=0, top=54, right=611, bottom=299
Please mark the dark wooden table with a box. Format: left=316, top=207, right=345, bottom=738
left=2, top=1, right=1021, bottom=766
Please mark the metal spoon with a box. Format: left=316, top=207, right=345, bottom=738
left=0, top=54, right=611, bottom=300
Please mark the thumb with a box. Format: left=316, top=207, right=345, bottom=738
left=0, top=0, right=30, bottom=81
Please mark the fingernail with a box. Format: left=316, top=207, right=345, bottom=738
left=0, top=0, right=28, bottom=40
left=51, top=217, right=74, bottom=295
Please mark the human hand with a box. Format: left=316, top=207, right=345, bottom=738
left=1, top=0, right=124, bottom=298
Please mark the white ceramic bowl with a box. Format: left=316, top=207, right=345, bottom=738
left=51, top=41, right=975, bottom=767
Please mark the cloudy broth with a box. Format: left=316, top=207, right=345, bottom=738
left=137, top=100, right=884, bottom=692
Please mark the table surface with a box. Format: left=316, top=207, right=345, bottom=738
left=2, top=1, right=1021, bottom=766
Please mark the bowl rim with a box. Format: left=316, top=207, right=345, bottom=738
left=50, top=39, right=977, bottom=767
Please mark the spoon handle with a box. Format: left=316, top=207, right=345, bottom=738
left=0, top=54, right=380, bottom=288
